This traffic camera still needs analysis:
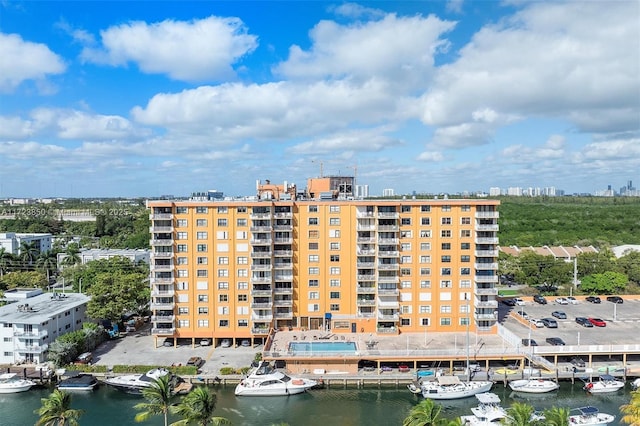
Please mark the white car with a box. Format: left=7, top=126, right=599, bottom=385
left=555, top=297, right=569, bottom=305
left=530, top=318, right=544, bottom=328
left=514, top=298, right=526, bottom=306
left=567, top=296, right=579, bottom=304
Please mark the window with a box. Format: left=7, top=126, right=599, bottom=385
left=308, top=217, right=318, bottom=225
left=460, top=255, right=470, bottom=263
left=217, top=269, right=229, bottom=277
left=330, top=242, right=340, bottom=250
left=218, top=282, right=229, bottom=289
left=308, top=279, right=319, bottom=287
left=420, top=280, right=431, bottom=288
left=419, top=305, right=431, bottom=314
left=308, top=230, right=319, bottom=239
left=420, top=242, right=431, bottom=251
left=176, top=219, right=187, bottom=227
left=196, top=219, right=207, bottom=226
left=401, top=280, right=411, bottom=288
left=216, top=256, right=228, bottom=265
left=196, top=269, right=208, bottom=277
left=330, top=205, right=340, bottom=212
left=308, top=254, right=319, bottom=262
left=197, top=320, right=209, bottom=327
left=460, top=317, right=470, bottom=326
left=308, top=267, right=319, bottom=275
left=441, top=217, right=451, bottom=225
left=329, top=229, right=340, bottom=238
left=216, top=231, right=228, bottom=239
left=238, top=294, right=247, bottom=302
left=420, top=230, right=431, bottom=238
left=461, top=242, right=471, bottom=250
left=441, top=205, right=451, bottom=212
left=195, top=231, right=206, bottom=239
left=237, top=256, right=248, bottom=264
left=176, top=207, right=187, bottom=214
left=441, top=230, right=451, bottom=238
left=421, top=217, right=430, bottom=225
left=401, top=267, right=411, bottom=276
left=330, top=267, right=340, bottom=275
left=441, top=268, right=451, bottom=276
left=330, top=291, right=340, bottom=299
left=420, top=268, right=430, bottom=276
left=461, top=268, right=471, bottom=275
left=238, top=320, right=248, bottom=327
left=237, top=206, right=247, bottom=213
left=440, top=305, right=452, bottom=313
left=460, top=280, right=471, bottom=288
left=236, top=231, right=247, bottom=239
left=330, top=254, right=340, bottom=262
left=440, top=318, right=451, bottom=326
left=401, top=218, right=411, bottom=225
left=177, top=257, right=188, bottom=265
left=309, top=291, right=319, bottom=299
left=179, top=320, right=190, bottom=327
left=421, top=318, right=430, bottom=326
left=330, top=279, right=341, bottom=287
left=177, top=270, right=188, bottom=277
left=329, top=218, right=340, bottom=225
left=330, top=304, right=340, bottom=311
left=217, top=206, right=228, bottom=213
left=420, top=255, right=431, bottom=263
left=441, top=255, right=451, bottom=263
left=237, top=269, right=248, bottom=277
left=461, top=217, right=471, bottom=225
left=198, top=295, right=208, bottom=302
left=460, top=230, right=471, bottom=237
left=219, top=320, right=229, bottom=327
left=400, top=230, right=412, bottom=238
left=194, top=257, right=206, bottom=265
left=196, top=206, right=208, bottom=214
left=219, top=294, right=228, bottom=302
left=177, top=282, right=188, bottom=290
left=237, top=218, right=247, bottom=227
left=401, top=255, right=412, bottom=264
left=401, top=243, right=411, bottom=251
left=198, top=307, right=209, bottom=314
left=177, top=244, right=187, bottom=252
left=237, top=282, right=248, bottom=290
left=178, top=307, right=189, bottom=314
left=309, top=242, right=319, bottom=250
left=401, top=318, right=410, bottom=326
left=461, top=205, right=471, bottom=212
left=176, top=232, right=187, bottom=240
left=441, top=243, right=451, bottom=250
left=197, top=244, right=207, bottom=252
left=440, top=280, right=452, bottom=288
left=216, top=218, right=227, bottom=227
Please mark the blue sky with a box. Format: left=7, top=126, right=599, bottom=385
left=1, top=1, right=638, bottom=198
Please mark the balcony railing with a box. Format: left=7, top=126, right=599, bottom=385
left=250, top=277, right=272, bottom=284
left=378, top=238, right=399, bottom=244
left=377, top=225, right=399, bottom=231
left=18, top=344, right=49, bottom=353
left=475, top=237, right=499, bottom=244
left=475, top=211, right=499, bottom=219
left=377, top=250, right=399, bottom=257
left=251, top=289, right=273, bottom=296
left=251, top=314, right=274, bottom=321
left=357, top=286, right=376, bottom=293
left=377, top=212, right=399, bottom=219
left=273, top=238, right=293, bottom=244
left=357, top=312, right=376, bottom=318
left=251, top=264, right=272, bottom=271
left=475, top=250, right=498, bottom=257
left=273, top=250, right=292, bottom=257
left=274, top=287, right=293, bottom=295
left=357, top=299, right=376, bottom=306
left=475, top=275, right=498, bottom=283
left=376, top=327, right=399, bottom=334
left=357, top=250, right=376, bottom=256
left=475, top=313, right=498, bottom=320
left=150, top=226, right=174, bottom=233
left=273, top=212, right=293, bottom=218
left=274, top=312, right=293, bottom=319
left=378, top=264, right=399, bottom=270
left=357, top=237, right=376, bottom=243
left=151, top=277, right=174, bottom=284
left=151, top=289, right=175, bottom=297
left=251, top=302, right=273, bottom=309
left=151, top=315, right=175, bottom=322
left=14, top=330, right=48, bottom=338
left=150, top=302, right=175, bottom=310
left=153, top=264, right=174, bottom=271
left=377, top=276, right=399, bottom=284
left=475, top=224, right=499, bottom=231
left=357, top=262, right=375, bottom=268
left=251, top=328, right=270, bottom=334
left=475, top=287, right=499, bottom=296
left=357, top=225, right=376, bottom=231
left=273, top=299, right=293, bottom=306
left=153, top=252, right=174, bottom=258
left=250, top=212, right=272, bottom=219
left=377, top=288, right=399, bottom=295
left=273, top=263, right=293, bottom=269
left=151, top=213, right=173, bottom=220
left=251, top=251, right=272, bottom=258
left=357, top=274, right=376, bottom=281
left=475, top=300, right=499, bottom=308
left=273, top=225, right=293, bottom=231
left=151, top=328, right=176, bottom=335
left=250, top=226, right=272, bottom=232
left=250, top=238, right=273, bottom=245
left=377, top=313, right=399, bottom=320
left=475, top=263, right=498, bottom=270
left=356, top=211, right=375, bottom=218
left=151, top=239, right=174, bottom=246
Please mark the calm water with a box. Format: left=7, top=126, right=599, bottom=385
left=288, top=341, right=357, bottom=354
left=0, top=382, right=631, bottom=426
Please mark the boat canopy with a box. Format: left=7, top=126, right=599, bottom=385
left=600, top=374, right=615, bottom=381
left=574, top=406, right=599, bottom=415
left=436, top=376, right=462, bottom=385
left=475, top=393, right=501, bottom=404
left=0, top=373, right=17, bottom=380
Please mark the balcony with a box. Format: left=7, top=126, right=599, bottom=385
left=356, top=211, right=375, bottom=218
left=377, top=225, right=399, bottom=231
left=357, top=262, right=375, bottom=268
left=151, top=289, right=175, bottom=297
left=376, top=327, right=399, bottom=334
left=377, top=263, right=399, bottom=270
left=273, top=225, right=293, bottom=231
left=250, top=212, right=272, bottom=219
left=150, top=301, right=175, bottom=310
left=378, top=250, right=399, bottom=257
left=357, top=250, right=376, bottom=256
left=356, top=299, right=376, bottom=306
left=153, top=252, right=174, bottom=258
left=377, top=276, right=399, bottom=284
left=357, top=237, right=376, bottom=243
left=377, top=288, right=399, bottom=295
left=250, top=238, right=273, bottom=245
left=377, top=212, right=399, bottom=219
left=151, top=328, right=176, bottom=335
left=250, top=226, right=272, bottom=232
left=151, top=277, right=174, bottom=285
left=475, top=237, right=499, bottom=244
left=357, top=225, right=376, bottom=231
left=378, top=238, right=399, bottom=244
left=18, top=344, right=49, bottom=353
left=475, top=250, right=498, bottom=257
left=475, top=287, right=499, bottom=296
left=251, top=313, right=274, bottom=321
left=273, top=237, right=292, bottom=244
left=273, top=212, right=293, bottom=219
left=251, top=302, right=273, bottom=309
left=153, top=264, right=174, bottom=271
left=357, top=312, right=376, bottom=318
left=14, top=330, right=48, bottom=338
left=151, top=315, right=175, bottom=322
left=251, top=289, right=273, bottom=296
left=273, top=299, right=293, bottom=306
left=475, top=224, right=499, bottom=231
left=475, top=313, right=498, bottom=320
left=151, top=213, right=173, bottom=220
left=475, top=211, right=499, bottom=219
left=251, top=251, right=272, bottom=258
left=274, top=287, right=293, bottom=295
left=251, top=276, right=272, bottom=284
left=475, top=263, right=498, bottom=270
left=251, top=328, right=271, bottom=335
left=356, top=286, right=376, bottom=294
left=377, top=314, right=399, bottom=322
left=357, top=274, right=376, bottom=281
left=377, top=300, right=400, bottom=308
left=274, top=312, right=293, bottom=319
left=475, top=300, right=498, bottom=308
left=273, top=250, right=292, bottom=257
left=475, top=275, right=498, bottom=283
left=150, top=226, right=174, bottom=233
left=251, top=264, right=272, bottom=271
left=273, top=262, right=293, bottom=269
left=151, top=239, right=174, bottom=246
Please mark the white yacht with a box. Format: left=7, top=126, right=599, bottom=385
left=420, top=375, right=493, bottom=400
left=234, top=362, right=318, bottom=396
left=508, top=378, right=559, bottom=394
left=631, top=377, right=640, bottom=390
left=460, top=392, right=507, bottom=425
left=583, top=375, right=625, bottom=394
left=102, top=368, right=172, bottom=395
left=569, top=406, right=615, bottom=426
left=0, top=373, right=35, bottom=393
left=57, top=372, right=99, bottom=392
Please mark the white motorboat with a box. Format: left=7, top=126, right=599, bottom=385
left=234, top=362, right=317, bottom=396
left=631, top=377, right=640, bottom=390
left=57, top=372, right=99, bottom=391
left=569, top=406, right=615, bottom=426
left=102, top=368, right=172, bottom=395
left=460, top=392, right=507, bottom=425
left=0, top=373, right=35, bottom=393
left=508, top=378, right=559, bottom=394
left=583, top=374, right=625, bottom=394
left=420, top=375, right=493, bottom=400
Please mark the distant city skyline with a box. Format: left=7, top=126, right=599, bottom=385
left=1, top=1, right=638, bottom=198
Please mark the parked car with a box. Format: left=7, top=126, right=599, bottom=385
left=541, top=318, right=558, bottom=328
left=502, top=298, right=516, bottom=306
left=606, top=296, right=624, bottom=304
left=551, top=311, right=567, bottom=319
left=240, top=339, right=251, bottom=347
left=588, top=317, right=607, bottom=327
left=220, top=339, right=232, bottom=348
left=187, top=356, right=205, bottom=368
left=533, top=295, right=547, bottom=304
left=575, top=317, right=594, bottom=327
left=570, top=357, right=586, bottom=368
left=529, top=318, right=545, bottom=328
left=518, top=311, right=529, bottom=319
left=200, top=338, right=212, bottom=346
left=586, top=296, right=601, bottom=304
left=546, top=337, right=565, bottom=346
left=398, top=365, right=410, bottom=373
left=522, top=338, right=538, bottom=346
left=567, top=296, right=578, bottom=304
left=162, top=338, right=174, bottom=347
left=555, top=297, right=569, bottom=305
left=514, top=298, right=526, bottom=306
left=75, top=352, right=93, bottom=364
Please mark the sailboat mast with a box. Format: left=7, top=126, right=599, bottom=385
left=466, top=293, right=470, bottom=383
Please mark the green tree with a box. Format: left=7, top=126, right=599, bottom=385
left=134, top=374, right=174, bottom=426
left=580, top=271, right=628, bottom=294
left=35, top=389, right=84, bottom=426
left=86, top=270, right=149, bottom=322
left=61, top=244, right=81, bottom=268
left=577, top=250, right=616, bottom=277
left=19, top=240, right=39, bottom=267
left=403, top=398, right=446, bottom=426
left=617, top=251, right=640, bottom=285
left=171, top=386, right=231, bottom=426
left=541, top=407, right=569, bottom=426
left=36, top=250, right=59, bottom=282
left=621, top=389, right=640, bottom=425
left=0, top=270, right=47, bottom=289
left=501, top=402, right=543, bottom=426
left=0, top=247, right=14, bottom=277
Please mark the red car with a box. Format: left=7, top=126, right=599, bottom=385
left=588, top=317, right=607, bottom=327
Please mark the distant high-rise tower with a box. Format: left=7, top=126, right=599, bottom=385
left=355, top=185, right=369, bottom=198
left=382, top=188, right=395, bottom=197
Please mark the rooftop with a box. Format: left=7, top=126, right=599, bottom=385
left=0, top=291, right=90, bottom=324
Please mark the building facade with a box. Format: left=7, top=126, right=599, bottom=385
left=56, top=248, right=150, bottom=270
left=147, top=198, right=500, bottom=345
left=0, top=232, right=52, bottom=255
left=0, top=288, right=90, bottom=364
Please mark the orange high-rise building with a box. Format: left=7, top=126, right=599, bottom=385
left=147, top=192, right=499, bottom=346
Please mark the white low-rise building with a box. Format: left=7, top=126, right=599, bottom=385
left=57, top=248, right=150, bottom=270
left=0, top=288, right=90, bottom=364
left=0, top=232, right=52, bottom=255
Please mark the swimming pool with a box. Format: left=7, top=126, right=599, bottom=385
left=288, top=341, right=357, bottom=354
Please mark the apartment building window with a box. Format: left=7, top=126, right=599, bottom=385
left=218, top=282, right=229, bottom=290
left=329, top=304, right=340, bottom=311
left=309, top=291, right=319, bottom=299
left=196, top=320, right=208, bottom=327
left=330, top=255, right=340, bottom=262
left=440, top=280, right=452, bottom=288
left=237, top=282, right=248, bottom=290
left=308, top=205, right=318, bottom=212
left=237, top=269, right=248, bottom=277
left=178, top=307, right=189, bottom=314
left=176, top=232, right=187, bottom=240
left=196, top=219, right=207, bottom=226
left=197, top=231, right=208, bottom=239
left=217, top=270, right=228, bottom=278
left=330, top=279, right=341, bottom=287
left=420, top=255, right=431, bottom=263
left=401, top=280, right=411, bottom=289
left=330, top=267, right=340, bottom=275
left=420, top=243, right=431, bottom=251
left=441, top=217, right=451, bottom=225
left=421, top=217, right=430, bottom=225
left=461, top=268, right=471, bottom=275
left=330, top=205, right=340, bottom=212
left=179, top=320, right=189, bottom=327
left=237, top=218, right=247, bottom=227
left=217, top=206, right=228, bottom=213
left=441, top=255, right=451, bottom=263
left=400, top=230, right=412, bottom=238
left=441, top=230, right=452, bottom=238
left=419, top=305, right=431, bottom=313
left=308, top=279, right=319, bottom=287
left=309, top=242, right=319, bottom=250
left=330, top=291, right=340, bottom=299
left=238, top=294, right=247, bottom=302
left=238, top=320, right=248, bottom=327
left=219, top=320, right=229, bottom=327
left=237, top=256, right=248, bottom=264
left=461, top=242, right=471, bottom=250
left=460, top=255, right=470, bottom=263
left=440, top=305, right=452, bottom=313
left=308, top=230, right=319, bottom=239
left=217, top=231, right=228, bottom=240
left=401, top=218, right=411, bottom=226
left=460, top=280, right=471, bottom=288
left=218, top=257, right=229, bottom=265
left=420, top=268, right=430, bottom=276
left=401, top=255, right=412, bottom=264
left=330, top=242, right=340, bottom=250
left=329, top=218, right=340, bottom=225
left=308, top=255, right=319, bottom=263
left=198, top=295, right=208, bottom=302
left=217, top=219, right=227, bottom=227
left=421, top=205, right=431, bottom=212
left=177, top=270, right=188, bottom=278
left=441, top=243, right=451, bottom=251
left=308, top=267, right=319, bottom=275
left=441, top=268, right=451, bottom=276
left=401, top=318, right=410, bottom=326
left=176, top=207, right=187, bottom=214
left=237, top=206, right=247, bottom=213
left=420, top=230, right=431, bottom=238
left=219, top=294, right=228, bottom=302
left=420, top=280, right=431, bottom=288
left=196, top=244, right=207, bottom=252
left=177, top=282, right=188, bottom=290
left=461, top=217, right=471, bottom=225
left=176, top=219, right=187, bottom=227
left=177, top=257, right=188, bottom=265
left=196, top=207, right=208, bottom=214
left=460, top=230, right=471, bottom=238
left=308, top=217, right=318, bottom=225
left=461, top=205, right=471, bottom=212
left=329, top=229, right=340, bottom=238
left=401, top=268, right=412, bottom=276
left=401, top=205, right=411, bottom=212
left=460, top=317, right=470, bottom=326
left=401, top=243, right=411, bottom=251
left=421, top=318, right=430, bottom=326
left=441, top=205, right=451, bottom=212
left=198, top=307, right=209, bottom=314
left=196, top=270, right=208, bottom=277
left=236, top=231, right=247, bottom=239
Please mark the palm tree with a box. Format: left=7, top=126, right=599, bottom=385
left=403, top=398, right=446, bottom=426
left=134, top=374, right=175, bottom=426
left=0, top=247, right=14, bottom=277
left=501, top=402, right=542, bottom=426
left=170, top=386, right=230, bottom=426
left=621, top=389, right=640, bottom=425
left=34, top=389, right=83, bottom=426
left=542, top=406, right=570, bottom=426
left=36, top=250, right=58, bottom=282
left=19, top=240, right=39, bottom=267
left=61, top=245, right=81, bottom=268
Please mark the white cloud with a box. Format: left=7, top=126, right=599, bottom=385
left=288, top=128, right=401, bottom=155
left=329, top=3, right=386, bottom=19
left=416, top=150, right=445, bottom=162
left=0, top=33, right=66, bottom=93
left=81, top=16, right=258, bottom=82
left=446, top=0, right=464, bottom=14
